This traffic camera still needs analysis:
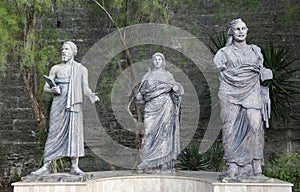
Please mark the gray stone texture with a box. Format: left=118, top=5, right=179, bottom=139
left=0, top=0, right=299, bottom=178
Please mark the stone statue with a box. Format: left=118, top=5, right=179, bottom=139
left=214, top=19, right=273, bottom=182
left=136, top=52, right=184, bottom=173
left=31, top=41, right=99, bottom=176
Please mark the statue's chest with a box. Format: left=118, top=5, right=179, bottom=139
left=57, top=65, right=72, bottom=78
left=226, top=47, right=259, bottom=68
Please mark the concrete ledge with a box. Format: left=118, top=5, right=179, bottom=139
left=13, top=171, right=293, bottom=192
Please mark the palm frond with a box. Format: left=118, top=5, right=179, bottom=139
left=177, top=142, right=225, bottom=172
left=208, top=31, right=227, bottom=54
left=261, top=44, right=298, bottom=122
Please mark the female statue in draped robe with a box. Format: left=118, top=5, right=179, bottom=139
left=136, top=52, right=184, bottom=173
left=214, top=19, right=273, bottom=182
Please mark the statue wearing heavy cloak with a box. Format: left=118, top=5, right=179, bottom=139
left=136, top=52, right=184, bottom=172
left=214, top=19, right=272, bottom=181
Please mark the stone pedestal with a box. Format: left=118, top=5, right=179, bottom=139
left=13, top=171, right=293, bottom=192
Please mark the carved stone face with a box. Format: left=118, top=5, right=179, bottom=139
left=232, top=21, right=248, bottom=42
left=62, top=43, right=74, bottom=62
left=153, top=55, right=164, bottom=69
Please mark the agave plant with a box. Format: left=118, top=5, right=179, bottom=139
left=261, top=45, right=299, bottom=122
left=177, top=145, right=205, bottom=171
left=177, top=142, right=225, bottom=172
left=201, top=142, right=225, bottom=172
left=208, top=31, right=227, bottom=54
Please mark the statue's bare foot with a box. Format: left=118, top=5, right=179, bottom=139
left=31, top=163, right=50, bottom=176
left=219, top=173, right=238, bottom=183
left=71, top=165, right=84, bottom=175
left=219, top=163, right=238, bottom=182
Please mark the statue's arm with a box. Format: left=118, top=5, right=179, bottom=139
left=168, top=73, right=184, bottom=95
left=136, top=81, right=145, bottom=105
left=213, top=49, right=227, bottom=71
left=82, top=66, right=99, bottom=103
left=260, top=66, right=273, bottom=81
left=44, top=66, right=61, bottom=94
left=253, top=45, right=273, bottom=81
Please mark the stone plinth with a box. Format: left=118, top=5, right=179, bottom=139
left=13, top=171, right=293, bottom=192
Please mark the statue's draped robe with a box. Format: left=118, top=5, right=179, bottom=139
left=214, top=44, right=271, bottom=166
left=137, top=71, right=183, bottom=170
left=44, top=61, right=85, bottom=163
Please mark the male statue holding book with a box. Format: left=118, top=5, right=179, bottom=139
left=31, top=41, right=99, bottom=175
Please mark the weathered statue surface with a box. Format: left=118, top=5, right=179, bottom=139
left=31, top=41, right=99, bottom=176
left=214, top=19, right=273, bottom=182
left=136, top=52, right=184, bottom=173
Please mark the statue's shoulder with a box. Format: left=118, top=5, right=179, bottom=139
left=54, top=62, right=64, bottom=66
left=73, top=61, right=87, bottom=70
left=51, top=63, right=64, bottom=70
left=77, top=62, right=90, bottom=77
left=141, top=69, right=151, bottom=81
left=163, top=70, right=176, bottom=82
left=214, top=47, right=229, bottom=59
left=73, top=60, right=83, bottom=66
left=220, top=46, right=228, bottom=51
left=165, top=71, right=174, bottom=77
left=249, top=44, right=261, bottom=51
left=215, top=46, right=228, bottom=55
left=249, top=44, right=263, bottom=59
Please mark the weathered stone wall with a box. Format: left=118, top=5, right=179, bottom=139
left=0, top=67, right=43, bottom=178
left=0, top=0, right=299, bottom=178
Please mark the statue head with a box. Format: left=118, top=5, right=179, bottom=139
left=152, top=52, right=166, bottom=70
left=226, top=18, right=248, bottom=46
left=62, top=41, right=77, bottom=62
left=63, top=41, right=78, bottom=56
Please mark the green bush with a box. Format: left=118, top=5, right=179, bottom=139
left=263, top=151, right=300, bottom=192
left=177, top=145, right=205, bottom=171
left=177, top=142, right=225, bottom=172
left=261, top=45, right=299, bottom=122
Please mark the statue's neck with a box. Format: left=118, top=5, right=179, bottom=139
left=64, top=58, right=74, bottom=65
left=233, top=41, right=247, bottom=49
left=152, top=67, right=164, bottom=72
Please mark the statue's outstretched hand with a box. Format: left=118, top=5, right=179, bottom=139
left=260, top=68, right=273, bottom=81
left=172, top=82, right=184, bottom=95
left=89, top=93, right=100, bottom=103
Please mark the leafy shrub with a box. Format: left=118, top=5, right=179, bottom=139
left=263, top=151, right=300, bottom=192
left=177, top=142, right=225, bottom=172
left=261, top=45, right=299, bottom=121
left=177, top=145, right=205, bottom=171
left=201, top=142, right=225, bottom=172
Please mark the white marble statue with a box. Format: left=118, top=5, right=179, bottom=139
left=214, top=19, right=273, bottom=182
left=136, top=52, right=184, bottom=173
left=31, top=41, right=99, bottom=176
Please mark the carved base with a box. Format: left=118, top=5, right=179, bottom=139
left=219, top=173, right=275, bottom=183
left=13, top=171, right=292, bottom=192
left=21, top=172, right=93, bottom=182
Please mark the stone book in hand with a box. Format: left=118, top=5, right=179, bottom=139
left=43, top=75, right=56, bottom=88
